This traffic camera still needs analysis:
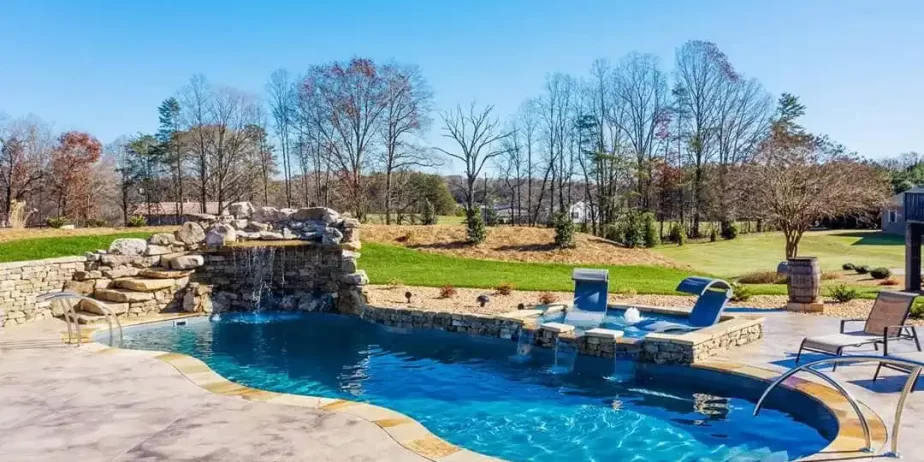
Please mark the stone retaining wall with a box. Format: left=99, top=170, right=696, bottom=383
left=361, top=305, right=522, bottom=339
left=0, top=256, right=86, bottom=326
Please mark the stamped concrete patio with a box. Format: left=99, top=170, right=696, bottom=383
left=2, top=309, right=924, bottom=461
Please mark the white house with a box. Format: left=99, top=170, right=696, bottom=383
left=569, top=201, right=590, bottom=224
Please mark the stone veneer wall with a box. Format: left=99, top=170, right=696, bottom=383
left=0, top=256, right=86, bottom=326
left=359, top=305, right=763, bottom=365
left=194, top=243, right=367, bottom=314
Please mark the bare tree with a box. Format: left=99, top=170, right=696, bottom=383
left=379, top=63, right=435, bottom=224
left=267, top=69, right=295, bottom=207
left=301, top=58, right=389, bottom=217
left=674, top=40, right=737, bottom=236
left=208, top=86, right=261, bottom=212
left=436, top=102, right=509, bottom=213
left=180, top=74, right=213, bottom=213
left=0, top=117, right=52, bottom=226
left=612, top=53, right=668, bottom=210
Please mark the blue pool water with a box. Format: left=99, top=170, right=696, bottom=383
left=120, top=313, right=828, bottom=461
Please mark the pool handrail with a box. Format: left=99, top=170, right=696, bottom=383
left=36, top=291, right=123, bottom=347
left=753, top=355, right=924, bottom=458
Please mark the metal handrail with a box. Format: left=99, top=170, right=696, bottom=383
left=37, top=291, right=123, bottom=347
left=753, top=355, right=924, bottom=458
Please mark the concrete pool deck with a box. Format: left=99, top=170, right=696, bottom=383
left=2, top=310, right=924, bottom=461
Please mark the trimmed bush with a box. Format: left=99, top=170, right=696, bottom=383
left=720, top=221, right=739, bottom=240
left=870, top=267, right=891, bottom=279
left=709, top=228, right=718, bottom=242
left=127, top=215, right=147, bottom=227
left=552, top=211, right=576, bottom=249
left=495, top=282, right=515, bottom=296
left=912, top=300, right=924, bottom=319
left=828, top=284, right=858, bottom=303
left=438, top=285, right=457, bottom=299
left=421, top=199, right=437, bottom=225
left=842, top=263, right=855, bottom=271
left=730, top=282, right=752, bottom=302
left=465, top=208, right=486, bottom=245
left=667, top=222, right=686, bottom=245
left=46, top=216, right=69, bottom=229
left=642, top=213, right=659, bottom=248
left=854, top=265, right=870, bottom=274
left=538, top=292, right=558, bottom=305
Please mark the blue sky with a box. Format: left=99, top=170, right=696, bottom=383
left=1, top=0, right=922, bottom=166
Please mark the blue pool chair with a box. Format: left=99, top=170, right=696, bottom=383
left=637, top=277, right=733, bottom=333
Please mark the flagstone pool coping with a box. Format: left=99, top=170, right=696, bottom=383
left=81, top=312, right=888, bottom=462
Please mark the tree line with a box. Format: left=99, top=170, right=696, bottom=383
left=0, top=40, right=902, bottom=256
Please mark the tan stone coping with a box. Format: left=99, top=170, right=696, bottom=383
left=78, top=313, right=886, bottom=462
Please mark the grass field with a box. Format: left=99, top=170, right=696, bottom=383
left=655, top=229, right=904, bottom=277
left=0, top=232, right=155, bottom=263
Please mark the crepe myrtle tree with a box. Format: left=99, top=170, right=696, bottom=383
left=743, top=94, right=890, bottom=259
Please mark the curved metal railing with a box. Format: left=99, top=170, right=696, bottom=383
left=753, top=355, right=924, bottom=458
left=37, top=291, right=123, bottom=347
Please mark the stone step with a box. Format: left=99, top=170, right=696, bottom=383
left=94, top=288, right=154, bottom=303
left=138, top=268, right=194, bottom=280
left=78, top=298, right=129, bottom=316
left=70, top=310, right=121, bottom=325
left=113, top=278, right=176, bottom=292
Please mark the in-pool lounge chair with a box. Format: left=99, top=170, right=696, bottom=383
left=551, top=269, right=610, bottom=328
left=635, top=277, right=733, bottom=333
left=796, top=290, right=919, bottom=371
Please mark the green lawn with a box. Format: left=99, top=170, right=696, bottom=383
left=654, top=230, right=904, bottom=277
left=0, top=232, right=154, bottom=263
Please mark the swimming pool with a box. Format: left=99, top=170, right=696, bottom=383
left=119, top=312, right=829, bottom=461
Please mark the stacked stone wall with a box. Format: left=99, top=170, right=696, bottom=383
left=0, top=256, right=86, bottom=326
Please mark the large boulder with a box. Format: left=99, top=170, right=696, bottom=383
left=148, top=233, right=176, bottom=246
left=252, top=206, right=284, bottom=223
left=175, top=222, right=206, bottom=245
left=205, top=223, right=237, bottom=248
left=168, top=255, right=205, bottom=270
left=323, top=227, right=344, bottom=245
left=244, top=221, right=270, bottom=232
left=291, top=207, right=340, bottom=224
left=228, top=202, right=254, bottom=218
left=108, top=238, right=148, bottom=256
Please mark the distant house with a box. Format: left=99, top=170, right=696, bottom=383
left=569, top=201, right=590, bottom=224
left=882, top=188, right=924, bottom=235
left=132, top=201, right=227, bottom=225
left=491, top=204, right=529, bottom=224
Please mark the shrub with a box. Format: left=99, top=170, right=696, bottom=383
left=642, top=212, right=659, bottom=248
left=484, top=206, right=499, bottom=227
left=553, top=211, right=576, bottom=249
left=828, top=284, right=859, bottom=303
left=729, top=282, right=752, bottom=302
left=438, top=285, right=457, bottom=299
left=603, top=224, right=623, bottom=243
left=738, top=271, right=787, bottom=284
left=538, top=292, right=558, bottom=305
left=46, top=216, right=69, bottom=229
left=854, top=265, right=870, bottom=274
left=912, top=300, right=924, bottom=319
left=465, top=208, right=486, bottom=245
left=720, top=221, right=739, bottom=240
left=870, top=267, right=892, bottom=279
left=86, top=218, right=107, bottom=228
left=617, top=210, right=644, bottom=248
left=127, top=215, right=147, bottom=227
left=667, top=222, right=686, bottom=246
left=842, top=263, right=855, bottom=271
left=495, top=282, right=515, bottom=296
left=709, top=227, right=718, bottom=242
left=454, top=206, right=466, bottom=217
left=421, top=199, right=438, bottom=225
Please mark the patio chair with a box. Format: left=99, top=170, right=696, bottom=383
left=635, top=277, right=733, bottom=333
left=872, top=340, right=924, bottom=384
left=796, top=290, right=920, bottom=371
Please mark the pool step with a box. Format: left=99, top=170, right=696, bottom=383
left=113, top=277, right=179, bottom=292
left=94, top=288, right=155, bottom=303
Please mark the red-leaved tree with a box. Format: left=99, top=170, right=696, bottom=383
left=50, top=131, right=102, bottom=223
